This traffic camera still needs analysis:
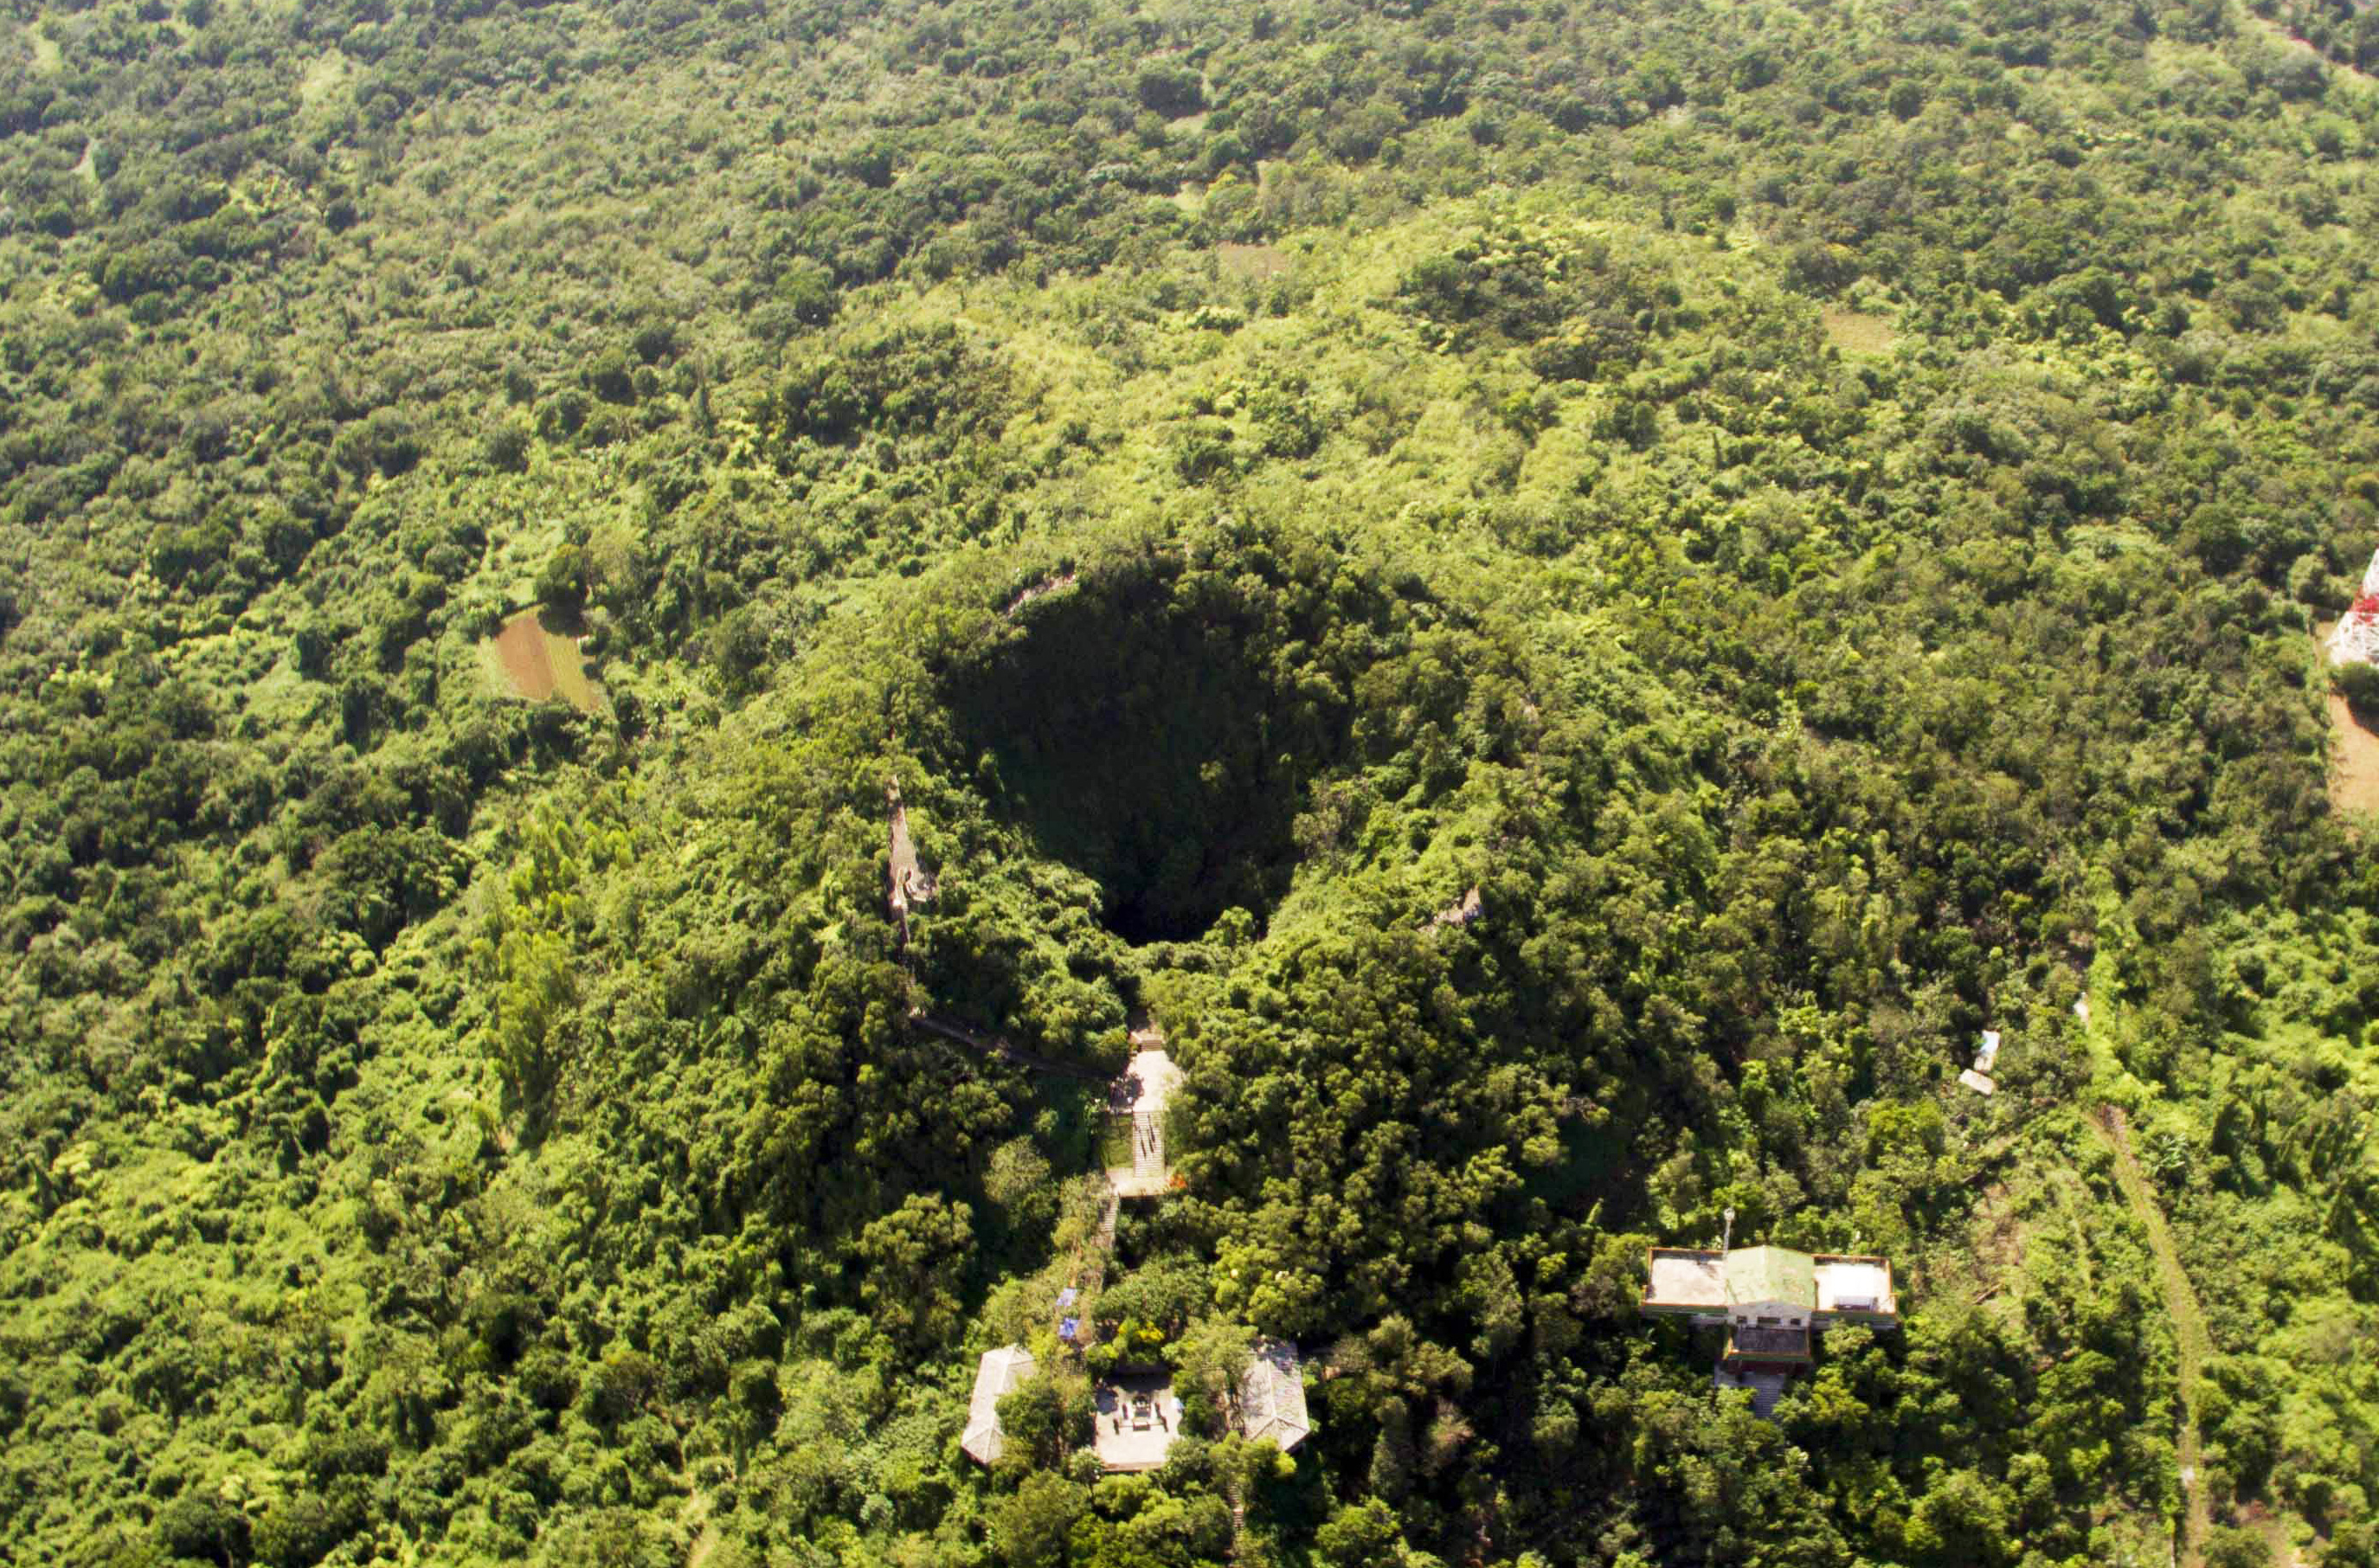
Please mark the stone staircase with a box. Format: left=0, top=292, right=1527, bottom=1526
left=1714, top=1362, right=1790, bottom=1419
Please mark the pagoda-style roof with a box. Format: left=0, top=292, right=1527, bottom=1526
left=961, top=1346, right=1036, bottom=1464
left=1239, top=1340, right=1309, bottom=1452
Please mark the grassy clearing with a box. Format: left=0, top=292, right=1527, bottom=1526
left=299, top=50, right=353, bottom=106
left=1218, top=241, right=1289, bottom=280
left=2098, top=1106, right=2213, bottom=1568
left=1099, top=1114, right=1135, bottom=1172
left=1821, top=306, right=1898, bottom=354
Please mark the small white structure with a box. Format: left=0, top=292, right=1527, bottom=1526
left=961, top=1346, right=1036, bottom=1464
left=1960, top=1030, right=2002, bottom=1095
left=2074, top=995, right=2090, bottom=1023
left=1238, top=1340, right=1310, bottom=1452
left=1814, top=1257, right=1890, bottom=1314
left=2332, top=549, right=2379, bottom=665
left=1432, top=886, right=1484, bottom=929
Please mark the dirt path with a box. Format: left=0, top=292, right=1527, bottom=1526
left=2098, top=1106, right=2213, bottom=1568
left=907, top=1010, right=1111, bottom=1083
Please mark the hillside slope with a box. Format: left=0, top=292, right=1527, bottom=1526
left=5, top=1, right=2379, bottom=1565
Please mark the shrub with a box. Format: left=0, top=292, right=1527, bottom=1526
left=481, top=421, right=530, bottom=472
left=2336, top=659, right=2379, bottom=721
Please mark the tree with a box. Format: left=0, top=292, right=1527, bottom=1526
left=482, top=421, right=531, bottom=472
left=855, top=1194, right=975, bottom=1349
left=2205, top=1526, right=2274, bottom=1568
left=1315, top=1499, right=1399, bottom=1567
left=537, top=543, right=589, bottom=612
left=991, top=1472, right=1083, bottom=1568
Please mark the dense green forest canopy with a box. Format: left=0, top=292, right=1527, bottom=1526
left=7, top=0, right=2379, bottom=1564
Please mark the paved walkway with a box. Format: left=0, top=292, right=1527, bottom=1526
left=1714, top=1362, right=1789, bottom=1418
left=1107, top=1040, right=1181, bottom=1197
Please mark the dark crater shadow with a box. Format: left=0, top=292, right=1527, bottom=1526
left=940, top=553, right=1366, bottom=945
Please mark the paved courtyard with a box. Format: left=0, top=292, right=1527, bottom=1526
left=1091, top=1374, right=1182, bottom=1471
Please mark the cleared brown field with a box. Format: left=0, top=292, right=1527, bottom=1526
left=482, top=607, right=599, bottom=712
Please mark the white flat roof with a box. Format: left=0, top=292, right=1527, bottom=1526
left=1815, top=1259, right=1892, bottom=1312
left=1648, top=1250, right=1726, bottom=1307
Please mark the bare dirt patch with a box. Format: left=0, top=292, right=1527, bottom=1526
left=480, top=607, right=598, bottom=711
left=1822, top=307, right=1899, bottom=355
left=2325, top=691, right=2379, bottom=815
left=887, top=780, right=936, bottom=922
left=1004, top=572, right=1077, bottom=617
left=1218, top=242, right=1290, bottom=281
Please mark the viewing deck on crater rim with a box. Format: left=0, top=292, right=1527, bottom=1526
left=1104, top=1029, right=1182, bottom=1199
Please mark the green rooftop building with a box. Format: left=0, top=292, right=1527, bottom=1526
left=1642, top=1243, right=1899, bottom=1369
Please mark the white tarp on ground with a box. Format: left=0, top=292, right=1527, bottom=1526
left=961, top=1346, right=1036, bottom=1464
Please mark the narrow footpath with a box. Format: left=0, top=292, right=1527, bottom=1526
left=907, top=1009, right=1111, bottom=1083
left=2097, top=1105, right=2214, bottom=1568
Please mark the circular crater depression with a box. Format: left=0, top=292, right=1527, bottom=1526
left=941, top=555, right=1363, bottom=945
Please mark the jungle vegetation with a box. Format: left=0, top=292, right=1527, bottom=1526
left=5, top=0, right=2379, bottom=1565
